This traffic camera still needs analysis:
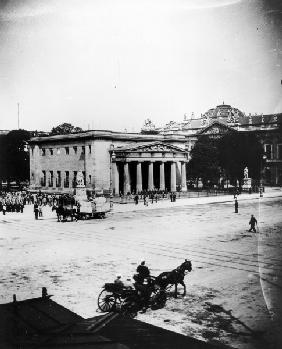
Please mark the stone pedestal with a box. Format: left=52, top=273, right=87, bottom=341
left=242, top=178, right=252, bottom=189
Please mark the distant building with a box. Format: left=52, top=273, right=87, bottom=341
left=150, top=103, right=282, bottom=186
left=29, top=103, right=282, bottom=193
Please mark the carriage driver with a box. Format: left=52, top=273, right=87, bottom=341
left=136, top=261, right=150, bottom=282
left=134, top=261, right=152, bottom=312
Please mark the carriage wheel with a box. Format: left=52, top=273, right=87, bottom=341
left=150, top=289, right=167, bottom=310
left=97, top=289, right=117, bottom=312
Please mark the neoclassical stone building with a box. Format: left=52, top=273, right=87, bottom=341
left=29, top=103, right=282, bottom=193
left=29, top=131, right=188, bottom=194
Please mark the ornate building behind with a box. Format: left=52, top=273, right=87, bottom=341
left=144, top=103, right=282, bottom=186
left=29, top=103, right=282, bottom=193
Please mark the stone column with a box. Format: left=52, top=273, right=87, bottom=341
left=148, top=162, right=154, bottom=190
left=181, top=162, right=187, bottom=192
left=170, top=162, right=176, bottom=192
left=159, top=162, right=165, bottom=190
left=33, top=145, right=41, bottom=187
left=123, top=162, right=130, bottom=194
left=112, top=161, right=119, bottom=195
left=136, top=162, right=142, bottom=192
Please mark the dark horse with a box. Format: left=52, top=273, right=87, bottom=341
left=155, top=259, right=192, bottom=298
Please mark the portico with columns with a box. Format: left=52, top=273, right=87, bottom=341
left=111, top=141, right=188, bottom=194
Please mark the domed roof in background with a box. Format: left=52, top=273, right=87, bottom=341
left=203, top=103, right=245, bottom=120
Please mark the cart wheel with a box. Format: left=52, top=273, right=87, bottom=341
left=151, top=289, right=167, bottom=310
left=97, top=289, right=116, bottom=312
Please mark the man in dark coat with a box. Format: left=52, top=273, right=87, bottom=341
left=234, top=199, right=238, bottom=213
left=248, top=214, right=257, bottom=232
left=136, top=261, right=150, bottom=281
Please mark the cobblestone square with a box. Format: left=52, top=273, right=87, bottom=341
left=1, top=192, right=282, bottom=348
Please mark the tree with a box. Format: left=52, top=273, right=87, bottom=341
left=50, top=123, right=83, bottom=135
left=218, top=132, right=264, bottom=184
left=187, top=136, right=221, bottom=186
left=0, top=130, right=31, bottom=186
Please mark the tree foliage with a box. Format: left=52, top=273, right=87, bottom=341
left=218, top=132, right=264, bottom=182
left=50, top=123, right=83, bottom=135
left=187, top=136, right=220, bottom=185
left=0, top=129, right=30, bottom=184
left=187, top=132, right=264, bottom=185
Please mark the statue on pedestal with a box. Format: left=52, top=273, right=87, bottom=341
left=244, top=167, right=249, bottom=179
left=76, top=171, right=85, bottom=187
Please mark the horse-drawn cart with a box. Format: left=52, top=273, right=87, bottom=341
left=56, top=193, right=110, bottom=221
left=97, top=279, right=167, bottom=317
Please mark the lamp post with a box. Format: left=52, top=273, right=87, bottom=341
left=260, top=154, right=267, bottom=197
left=109, top=144, right=116, bottom=210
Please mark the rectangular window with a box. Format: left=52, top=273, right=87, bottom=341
left=88, top=145, right=91, bottom=154
left=73, top=171, right=77, bottom=187
left=56, top=171, right=61, bottom=187
left=89, top=175, right=91, bottom=184
left=49, top=171, right=53, bottom=187
left=42, top=148, right=46, bottom=156
left=49, top=148, right=53, bottom=156
left=82, top=171, right=86, bottom=185
left=278, top=144, right=282, bottom=160
left=41, top=171, right=46, bottom=186
left=31, top=147, right=34, bottom=156
left=265, top=144, right=272, bottom=159
left=82, top=146, right=85, bottom=155
left=64, top=171, right=69, bottom=188
left=73, top=146, right=77, bottom=154
left=65, top=147, right=69, bottom=155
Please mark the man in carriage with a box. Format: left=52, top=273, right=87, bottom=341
left=136, top=260, right=150, bottom=282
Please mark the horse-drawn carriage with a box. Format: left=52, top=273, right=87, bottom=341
left=97, top=259, right=192, bottom=317
left=54, top=193, right=110, bottom=221
left=97, top=278, right=167, bottom=318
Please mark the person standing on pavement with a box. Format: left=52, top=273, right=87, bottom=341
left=234, top=199, right=238, bottom=213
left=34, top=202, right=39, bottom=220
left=134, top=194, right=139, bottom=205
left=248, top=214, right=257, bottom=232
left=2, top=203, right=6, bottom=215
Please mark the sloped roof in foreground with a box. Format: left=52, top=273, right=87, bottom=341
left=0, top=292, right=228, bottom=349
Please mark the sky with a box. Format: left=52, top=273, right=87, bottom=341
left=0, top=0, right=281, bottom=132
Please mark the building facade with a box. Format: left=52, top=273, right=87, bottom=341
left=29, top=131, right=188, bottom=194
left=29, top=103, right=282, bottom=193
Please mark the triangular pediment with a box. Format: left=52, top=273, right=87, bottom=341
left=115, top=141, right=186, bottom=153
left=197, top=121, right=236, bottom=136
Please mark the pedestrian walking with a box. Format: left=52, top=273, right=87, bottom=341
left=2, top=204, right=6, bottom=215
left=38, top=204, right=43, bottom=217
left=134, top=194, right=139, bottom=205
left=234, top=199, right=238, bottom=213
left=34, top=202, right=39, bottom=220
left=248, top=214, right=257, bottom=233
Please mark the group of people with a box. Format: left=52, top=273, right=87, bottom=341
left=131, top=191, right=178, bottom=206
left=0, top=191, right=30, bottom=215
left=114, top=260, right=152, bottom=312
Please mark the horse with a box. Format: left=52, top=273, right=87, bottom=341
left=155, top=259, right=192, bottom=298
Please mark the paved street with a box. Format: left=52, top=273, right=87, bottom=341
left=1, top=192, right=282, bottom=349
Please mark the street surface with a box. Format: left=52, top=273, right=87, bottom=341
left=1, top=192, right=282, bottom=349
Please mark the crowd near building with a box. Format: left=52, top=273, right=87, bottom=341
left=28, top=103, right=282, bottom=194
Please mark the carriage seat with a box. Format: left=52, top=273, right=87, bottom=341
left=104, top=283, right=133, bottom=293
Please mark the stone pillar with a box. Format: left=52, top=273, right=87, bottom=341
left=159, top=162, right=165, bottom=191
left=181, top=162, right=187, bottom=192
left=170, top=162, right=176, bottom=192
left=123, top=162, right=130, bottom=194
left=35, top=145, right=40, bottom=187
left=148, top=162, right=154, bottom=190
left=112, top=161, right=119, bottom=195
left=136, top=162, right=142, bottom=192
